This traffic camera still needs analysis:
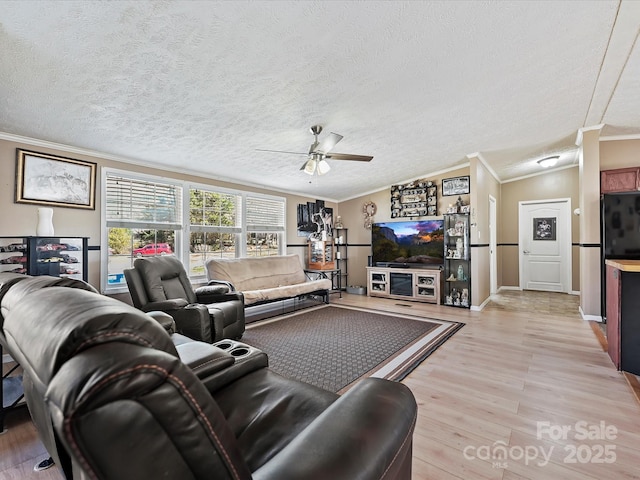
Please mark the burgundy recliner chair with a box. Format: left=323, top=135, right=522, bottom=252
left=6, top=286, right=417, bottom=480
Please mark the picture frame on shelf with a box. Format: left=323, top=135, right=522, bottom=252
left=15, top=149, right=97, bottom=209
left=442, top=175, right=470, bottom=196
left=460, top=205, right=471, bottom=213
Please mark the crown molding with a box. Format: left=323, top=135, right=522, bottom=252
left=575, top=124, right=605, bottom=146
left=0, top=131, right=341, bottom=203
left=501, top=163, right=578, bottom=184
left=338, top=162, right=471, bottom=202
left=600, top=133, right=640, bottom=141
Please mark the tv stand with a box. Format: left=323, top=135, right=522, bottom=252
left=366, top=266, right=442, bottom=304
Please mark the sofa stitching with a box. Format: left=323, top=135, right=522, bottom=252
left=64, top=364, right=243, bottom=480
left=73, top=332, right=155, bottom=354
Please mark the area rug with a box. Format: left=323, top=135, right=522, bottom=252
left=242, top=305, right=463, bottom=393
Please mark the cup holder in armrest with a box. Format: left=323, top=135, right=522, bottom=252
left=213, top=340, right=261, bottom=360
left=215, top=341, right=235, bottom=350
left=206, top=340, right=269, bottom=392
left=229, top=347, right=250, bottom=358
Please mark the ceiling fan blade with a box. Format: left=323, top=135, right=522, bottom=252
left=325, top=152, right=373, bottom=162
left=256, top=148, right=307, bottom=156
left=315, top=132, right=343, bottom=154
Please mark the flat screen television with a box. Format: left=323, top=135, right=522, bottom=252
left=371, top=220, right=444, bottom=267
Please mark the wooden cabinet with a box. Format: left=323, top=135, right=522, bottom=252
left=601, top=167, right=640, bottom=193
left=366, top=266, right=441, bottom=304
left=605, top=260, right=640, bottom=375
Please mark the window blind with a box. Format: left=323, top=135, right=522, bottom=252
left=106, top=174, right=182, bottom=229
left=246, top=195, right=285, bottom=231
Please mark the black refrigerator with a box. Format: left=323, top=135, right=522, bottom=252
left=601, top=192, right=640, bottom=320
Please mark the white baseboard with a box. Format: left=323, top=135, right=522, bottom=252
left=579, top=306, right=603, bottom=322
left=498, top=286, right=522, bottom=292
left=471, top=296, right=492, bottom=311
left=570, top=290, right=580, bottom=296
left=2, top=353, right=13, bottom=364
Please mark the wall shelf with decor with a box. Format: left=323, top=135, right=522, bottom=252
left=0, top=236, right=88, bottom=281
left=443, top=214, right=471, bottom=308
left=390, top=179, right=438, bottom=217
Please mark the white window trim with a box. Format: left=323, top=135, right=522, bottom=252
left=100, top=171, right=287, bottom=293
left=185, top=181, right=286, bottom=273
left=101, top=167, right=184, bottom=294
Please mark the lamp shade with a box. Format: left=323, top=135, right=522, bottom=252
left=317, top=159, right=331, bottom=175
left=303, top=158, right=317, bottom=175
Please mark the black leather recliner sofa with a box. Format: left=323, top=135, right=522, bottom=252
left=125, top=255, right=246, bottom=342
left=0, top=273, right=263, bottom=478
left=4, top=284, right=417, bottom=479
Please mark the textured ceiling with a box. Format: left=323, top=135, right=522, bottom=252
left=1, top=1, right=639, bottom=201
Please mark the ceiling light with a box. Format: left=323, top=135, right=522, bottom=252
left=302, top=155, right=331, bottom=176
left=317, top=159, right=331, bottom=175
left=537, top=156, right=559, bottom=168
left=303, top=158, right=317, bottom=175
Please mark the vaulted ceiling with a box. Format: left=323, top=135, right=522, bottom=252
left=1, top=1, right=639, bottom=201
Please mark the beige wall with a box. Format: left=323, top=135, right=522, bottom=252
left=468, top=155, right=500, bottom=308
left=600, top=138, right=640, bottom=170
left=499, top=166, right=580, bottom=291
left=0, top=138, right=335, bottom=290
left=578, top=129, right=603, bottom=318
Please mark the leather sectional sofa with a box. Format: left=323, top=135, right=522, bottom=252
left=1, top=273, right=417, bottom=479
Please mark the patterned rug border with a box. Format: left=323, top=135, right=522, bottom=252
left=246, top=304, right=464, bottom=392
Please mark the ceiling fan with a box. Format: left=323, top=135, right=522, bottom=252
left=257, top=125, right=373, bottom=176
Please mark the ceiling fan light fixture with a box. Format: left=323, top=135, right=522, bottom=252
left=317, top=159, right=331, bottom=175
left=303, top=158, right=317, bottom=175
left=537, top=155, right=559, bottom=168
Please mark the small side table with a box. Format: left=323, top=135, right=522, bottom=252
left=304, top=268, right=342, bottom=298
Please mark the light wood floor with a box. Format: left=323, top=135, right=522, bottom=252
left=2, top=290, right=639, bottom=479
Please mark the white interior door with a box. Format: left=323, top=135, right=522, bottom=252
left=489, top=195, right=497, bottom=295
left=519, top=199, right=571, bottom=292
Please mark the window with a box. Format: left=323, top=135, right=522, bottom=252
left=103, top=170, right=182, bottom=291
left=188, top=189, right=241, bottom=277
left=102, top=169, right=286, bottom=291
left=187, top=188, right=286, bottom=275
left=245, top=194, right=285, bottom=258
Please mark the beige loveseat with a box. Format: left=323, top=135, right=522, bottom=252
left=205, top=254, right=332, bottom=306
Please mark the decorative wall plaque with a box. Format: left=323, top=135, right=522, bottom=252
left=390, top=179, right=437, bottom=217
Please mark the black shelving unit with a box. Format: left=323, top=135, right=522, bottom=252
left=335, top=228, right=348, bottom=291
left=443, top=214, right=471, bottom=308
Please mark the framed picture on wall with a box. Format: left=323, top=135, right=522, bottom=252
left=533, top=217, right=556, bottom=241
left=15, top=149, right=97, bottom=209
left=442, top=175, right=470, bottom=196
